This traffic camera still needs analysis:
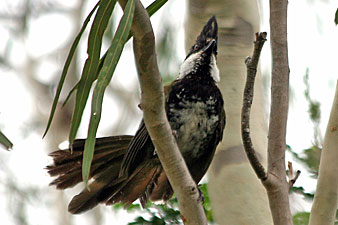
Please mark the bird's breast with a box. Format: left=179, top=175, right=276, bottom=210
left=168, top=96, right=220, bottom=157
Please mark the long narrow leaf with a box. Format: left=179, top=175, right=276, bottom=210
left=69, top=0, right=116, bottom=149
left=82, top=0, right=135, bottom=185
left=147, top=0, right=168, bottom=17
left=62, top=82, right=78, bottom=107
left=97, top=0, right=168, bottom=79
left=64, top=0, right=168, bottom=103
left=43, top=1, right=100, bottom=138
left=0, top=131, right=13, bottom=150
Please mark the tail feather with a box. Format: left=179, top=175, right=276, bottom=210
left=105, top=162, right=162, bottom=207
left=47, top=135, right=132, bottom=189
left=47, top=135, right=172, bottom=214
left=47, top=145, right=127, bottom=178
left=68, top=161, right=161, bottom=214
left=68, top=180, right=119, bottom=214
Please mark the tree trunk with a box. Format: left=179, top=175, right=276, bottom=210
left=309, top=81, right=338, bottom=225
left=186, top=0, right=273, bottom=224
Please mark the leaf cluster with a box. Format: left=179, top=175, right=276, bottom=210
left=113, top=183, right=213, bottom=224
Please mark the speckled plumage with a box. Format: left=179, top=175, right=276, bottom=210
left=47, top=16, right=225, bottom=214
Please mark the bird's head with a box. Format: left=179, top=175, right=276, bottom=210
left=179, top=16, right=219, bottom=82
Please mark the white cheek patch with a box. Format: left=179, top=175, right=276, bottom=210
left=210, top=54, right=220, bottom=82
left=178, top=52, right=220, bottom=83
left=178, top=51, right=202, bottom=79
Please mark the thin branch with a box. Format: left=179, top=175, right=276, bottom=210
left=117, top=0, right=207, bottom=224
left=287, top=161, right=301, bottom=189
left=241, top=32, right=267, bottom=181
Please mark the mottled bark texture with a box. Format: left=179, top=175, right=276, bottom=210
left=242, top=32, right=268, bottom=182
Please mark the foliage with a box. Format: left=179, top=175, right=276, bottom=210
left=289, top=69, right=321, bottom=220
left=289, top=69, right=322, bottom=178
left=293, top=212, right=310, bottom=225
left=81, top=0, right=135, bottom=186
left=113, top=183, right=213, bottom=224
left=0, top=130, right=13, bottom=150
left=290, top=145, right=321, bottom=177
left=293, top=211, right=338, bottom=225
left=304, top=68, right=322, bottom=147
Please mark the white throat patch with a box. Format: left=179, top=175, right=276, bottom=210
left=210, top=54, right=220, bottom=82
left=178, top=52, right=220, bottom=82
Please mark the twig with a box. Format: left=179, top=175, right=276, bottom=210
left=287, top=161, right=301, bottom=189
left=241, top=32, right=267, bottom=181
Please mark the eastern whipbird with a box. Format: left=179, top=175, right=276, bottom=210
left=47, top=16, right=225, bottom=214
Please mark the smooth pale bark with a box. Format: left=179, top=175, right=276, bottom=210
left=309, top=81, right=338, bottom=225
left=186, top=0, right=272, bottom=224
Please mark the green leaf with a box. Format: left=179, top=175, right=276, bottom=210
left=0, top=131, right=13, bottom=150
left=97, top=0, right=168, bottom=75
left=290, top=186, right=314, bottom=200
left=293, top=212, right=310, bottom=225
left=335, top=8, right=338, bottom=25
left=62, top=82, right=78, bottom=107
left=68, top=0, right=116, bottom=149
left=289, top=145, right=321, bottom=176
left=115, top=183, right=213, bottom=224
left=147, top=0, right=168, bottom=17
left=66, top=0, right=168, bottom=106
left=42, top=1, right=100, bottom=138
left=82, top=0, right=135, bottom=185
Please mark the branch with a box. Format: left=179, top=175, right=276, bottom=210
left=309, top=81, right=338, bottom=225
left=268, top=0, right=290, bottom=181
left=265, top=0, right=293, bottom=224
left=241, top=32, right=267, bottom=181
left=287, top=161, right=301, bottom=189
left=117, top=1, right=207, bottom=224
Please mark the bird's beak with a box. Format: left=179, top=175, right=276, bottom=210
left=202, top=39, right=216, bottom=53
left=203, top=16, right=218, bottom=41
left=197, top=16, right=218, bottom=55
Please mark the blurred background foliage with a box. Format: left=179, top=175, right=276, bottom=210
left=113, top=183, right=213, bottom=225
left=289, top=69, right=338, bottom=225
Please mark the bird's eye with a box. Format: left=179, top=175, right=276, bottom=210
left=193, top=45, right=199, bottom=51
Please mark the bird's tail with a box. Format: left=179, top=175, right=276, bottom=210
left=47, top=136, right=132, bottom=189
left=46, top=135, right=167, bottom=214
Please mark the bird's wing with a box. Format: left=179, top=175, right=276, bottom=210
left=218, top=107, right=226, bottom=141
left=119, top=120, right=153, bottom=177
left=188, top=107, right=226, bottom=184
left=119, top=83, right=175, bottom=177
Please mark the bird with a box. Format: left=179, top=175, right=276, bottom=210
left=47, top=16, right=225, bottom=214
